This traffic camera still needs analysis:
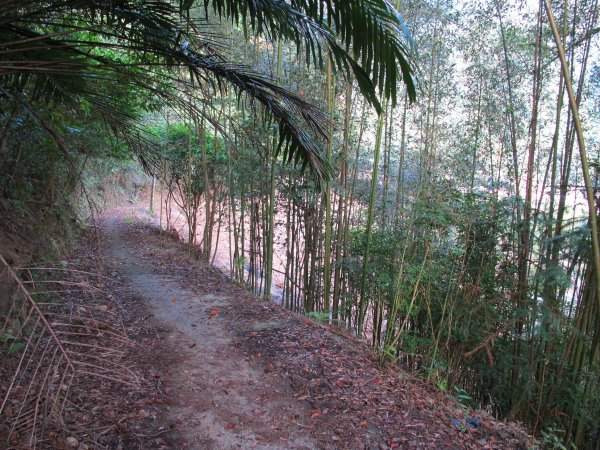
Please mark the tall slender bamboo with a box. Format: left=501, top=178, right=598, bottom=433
left=264, top=41, right=283, bottom=299
left=544, top=0, right=600, bottom=322
left=332, top=82, right=353, bottom=321
left=322, top=58, right=336, bottom=315
left=357, top=107, right=386, bottom=337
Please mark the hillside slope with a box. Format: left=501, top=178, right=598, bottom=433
left=101, top=207, right=533, bottom=449
left=1, top=205, right=534, bottom=449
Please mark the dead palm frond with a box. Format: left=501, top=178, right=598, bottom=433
left=0, top=255, right=138, bottom=449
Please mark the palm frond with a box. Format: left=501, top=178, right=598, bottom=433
left=0, top=256, right=138, bottom=449
left=0, top=0, right=335, bottom=180
left=204, top=0, right=418, bottom=111
left=0, top=0, right=418, bottom=180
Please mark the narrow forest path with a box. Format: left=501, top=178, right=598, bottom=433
left=97, top=206, right=530, bottom=450
left=103, top=208, right=316, bottom=449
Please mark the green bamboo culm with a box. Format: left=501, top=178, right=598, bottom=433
left=200, top=109, right=211, bottom=262
left=544, top=1, right=600, bottom=445
left=357, top=105, right=386, bottom=337
left=265, top=40, right=283, bottom=300
left=543, top=0, right=600, bottom=323
left=322, top=57, right=336, bottom=317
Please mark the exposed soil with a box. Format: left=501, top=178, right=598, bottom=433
left=103, top=210, right=316, bottom=449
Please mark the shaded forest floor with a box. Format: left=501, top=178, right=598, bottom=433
left=32, top=205, right=534, bottom=449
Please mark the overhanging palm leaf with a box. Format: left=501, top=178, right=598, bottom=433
left=204, top=0, right=417, bottom=110
left=0, top=0, right=417, bottom=182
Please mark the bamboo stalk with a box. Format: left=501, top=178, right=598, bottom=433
left=264, top=40, right=283, bottom=300
left=544, top=0, right=600, bottom=323
left=357, top=106, right=386, bottom=337
left=322, top=57, right=336, bottom=316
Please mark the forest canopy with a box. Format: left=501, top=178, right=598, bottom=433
left=0, top=0, right=417, bottom=181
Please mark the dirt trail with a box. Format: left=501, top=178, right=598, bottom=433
left=97, top=206, right=531, bottom=450
left=103, top=210, right=316, bottom=449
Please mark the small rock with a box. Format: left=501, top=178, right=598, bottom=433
left=466, top=417, right=481, bottom=428
left=66, top=436, right=78, bottom=448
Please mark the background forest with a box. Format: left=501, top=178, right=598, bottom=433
left=1, top=0, right=600, bottom=448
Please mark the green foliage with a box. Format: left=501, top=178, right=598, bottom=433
left=306, top=310, right=330, bottom=325
left=378, top=344, right=397, bottom=361
left=437, top=378, right=447, bottom=391
left=453, top=386, right=476, bottom=410
left=149, top=121, right=225, bottom=197
left=7, top=342, right=25, bottom=355
left=1, top=333, right=24, bottom=355
left=0, top=333, right=16, bottom=344
left=1, top=0, right=418, bottom=184
left=541, top=426, right=575, bottom=450
left=205, top=0, right=417, bottom=110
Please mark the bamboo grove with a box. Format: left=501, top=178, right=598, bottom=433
left=1, top=0, right=600, bottom=447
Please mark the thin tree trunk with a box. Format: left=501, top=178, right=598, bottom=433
left=358, top=107, right=386, bottom=337
left=322, top=58, right=336, bottom=315
left=200, top=112, right=211, bottom=262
